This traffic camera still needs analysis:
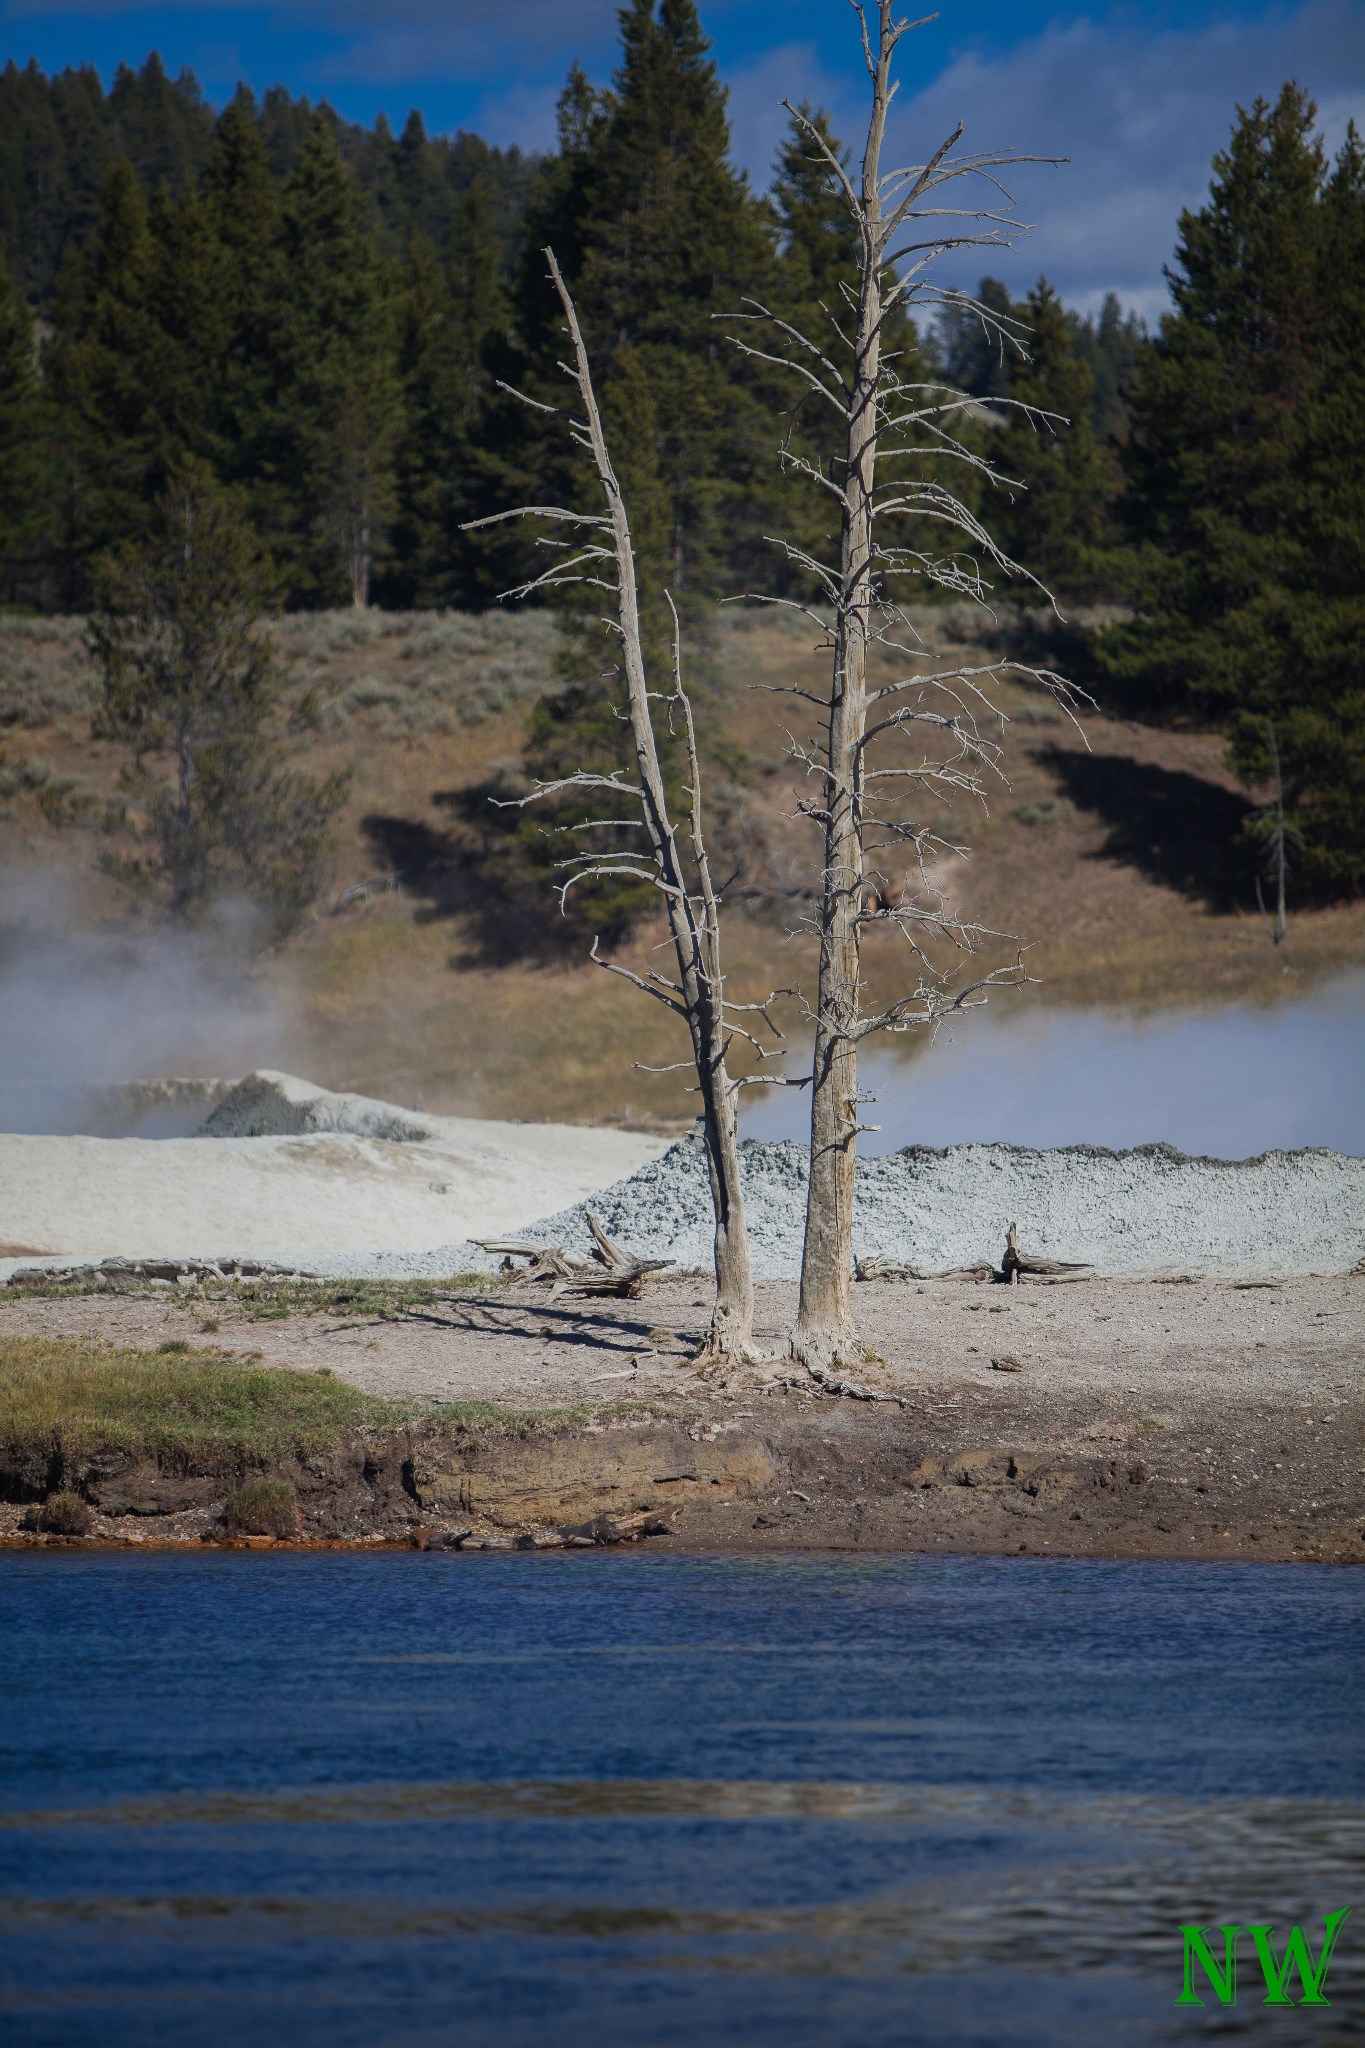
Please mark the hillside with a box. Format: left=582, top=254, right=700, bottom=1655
left=2, top=606, right=1362, bottom=1130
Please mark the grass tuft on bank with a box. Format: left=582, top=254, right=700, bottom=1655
left=0, top=1335, right=407, bottom=1465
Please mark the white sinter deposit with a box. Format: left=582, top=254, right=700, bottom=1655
left=3, top=1071, right=1362, bottom=1283
left=0, top=1070, right=670, bottom=1268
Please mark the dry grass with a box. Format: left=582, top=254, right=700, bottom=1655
left=0, top=1334, right=404, bottom=1464
left=2, top=603, right=1362, bottom=1128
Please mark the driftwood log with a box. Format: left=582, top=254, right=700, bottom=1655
left=855, top=1223, right=1092, bottom=1288
left=475, top=1210, right=671, bottom=1301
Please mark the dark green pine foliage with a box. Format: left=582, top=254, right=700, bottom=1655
left=1258, top=123, right=1365, bottom=889
left=985, top=280, right=1109, bottom=603
left=767, top=101, right=937, bottom=599
left=270, top=115, right=401, bottom=606
left=512, top=341, right=681, bottom=942
left=143, top=178, right=230, bottom=473
left=106, top=54, right=212, bottom=194
left=937, top=277, right=1022, bottom=399
left=385, top=180, right=513, bottom=607
left=386, top=233, right=459, bottom=608
left=90, top=459, right=349, bottom=933
left=1109, top=86, right=1363, bottom=891
left=201, top=90, right=286, bottom=511
left=520, top=0, right=778, bottom=599
left=499, top=6, right=780, bottom=937
left=44, top=158, right=163, bottom=598
left=1070, top=292, right=1146, bottom=440
left=0, top=242, right=57, bottom=606
left=766, top=104, right=862, bottom=588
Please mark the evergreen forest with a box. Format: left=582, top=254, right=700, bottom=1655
left=0, top=2, right=1361, bottom=897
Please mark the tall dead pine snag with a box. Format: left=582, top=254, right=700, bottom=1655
left=468, top=251, right=781, bottom=1362
left=732, top=4, right=1086, bottom=1367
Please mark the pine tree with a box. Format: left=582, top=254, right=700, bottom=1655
left=986, top=279, right=1109, bottom=601
left=270, top=113, right=401, bottom=605
left=938, top=277, right=1020, bottom=398
left=45, top=157, right=162, bottom=594
left=144, top=177, right=230, bottom=473
left=516, top=2, right=777, bottom=598
left=1104, top=86, right=1363, bottom=891
left=1071, top=291, right=1146, bottom=439
left=0, top=243, right=56, bottom=605
left=202, top=88, right=286, bottom=514
left=90, top=460, right=348, bottom=932
left=385, top=232, right=456, bottom=607
left=1254, top=122, right=1365, bottom=890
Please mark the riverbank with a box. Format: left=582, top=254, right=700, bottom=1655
left=3, top=1272, right=1360, bottom=1562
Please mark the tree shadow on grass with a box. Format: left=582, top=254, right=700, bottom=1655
left=1040, top=748, right=1255, bottom=908
left=361, top=788, right=579, bottom=966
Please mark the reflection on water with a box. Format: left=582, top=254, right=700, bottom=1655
left=0, top=1552, right=1361, bottom=2046
left=740, top=973, right=1365, bottom=1157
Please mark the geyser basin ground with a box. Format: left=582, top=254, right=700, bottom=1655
left=2, top=1068, right=1363, bottom=1279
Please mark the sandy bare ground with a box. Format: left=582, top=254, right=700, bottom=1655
left=5, top=1272, right=1362, bottom=1562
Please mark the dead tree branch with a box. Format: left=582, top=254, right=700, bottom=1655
left=727, top=3, right=1086, bottom=1371
left=464, top=255, right=776, bottom=1361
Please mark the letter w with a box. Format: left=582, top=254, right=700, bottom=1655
left=1176, top=1923, right=1241, bottom=2007
left=1250, top=1908, right=1352, bottom=2007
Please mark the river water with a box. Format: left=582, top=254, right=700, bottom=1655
left=740, top=973, right=1365, bottom=1157
left=1, top=1551, right=1361, bottom=2046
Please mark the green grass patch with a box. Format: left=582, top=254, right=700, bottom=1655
left=1, top=1274, right=494, bottom=1315
left=221, top=1479, right=299, bottom=1537
left=0, top=1335, right=407, bottom=1467
left=222, top=1277, right=489, bottom=1322
left=21, top=1489, right=93, bottom=1535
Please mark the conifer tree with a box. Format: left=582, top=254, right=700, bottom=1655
left=271, top=113, right=401, bottom=604
left=45, top=157, right=162, bottom=593
left=1106, top=86, right=1363, bottom=891
left=986, top=280, right=1108, bottom=601
left=0, top=244, right=56, bottom=605
left=90, top=460, right=348, bottom=931
left=202, top=88, right=286, bottom=515
left=144, top=178, right=230, bottom=472
left=516, top=1, right=777, bottom=597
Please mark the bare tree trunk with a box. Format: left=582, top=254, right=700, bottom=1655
left=469, top=256, right=765, bottom=1360
left=726, top=3, right=1079, bottom=1377
left=1270, top=724, right=1287, bottom=946
left=792, top=32, right=888, bottom=1368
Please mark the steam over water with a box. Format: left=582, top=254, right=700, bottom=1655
left=742, top=973, right=1365, bottom=1157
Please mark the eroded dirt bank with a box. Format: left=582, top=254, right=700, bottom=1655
left=3, top=1273, right=1361, bottom=1560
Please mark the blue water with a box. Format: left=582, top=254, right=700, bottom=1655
left=0, top=1553, right=1361, bottom=2046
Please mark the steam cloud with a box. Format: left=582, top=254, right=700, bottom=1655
left=0, top=876, right=300, bottom=1136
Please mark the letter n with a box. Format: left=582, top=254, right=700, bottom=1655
left=1250, top=1908, right=1352, bottom=2007
left=1177, top=1923, right=1241, bottom=2007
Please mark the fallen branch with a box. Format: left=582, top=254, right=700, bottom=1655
left=1000, top=1221, right=1092, bottom=1284
left=853, top=1225, right=1092, bottom=1289
left=474, top=1210, right=671, bottom=1300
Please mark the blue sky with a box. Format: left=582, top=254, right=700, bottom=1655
left=5, top=1, right=1364, bottom=315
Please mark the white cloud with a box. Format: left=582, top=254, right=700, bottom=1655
left=725, top=0, right=1365, bottom=318
left=720, top=39, right=846, bottom=186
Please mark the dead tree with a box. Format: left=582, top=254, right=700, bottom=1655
left=1253, top=721, right=1298, bottom=946
left=730, top=3, right=1086, bottom=1368
left=466, top=253, right=782, bottom=1362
